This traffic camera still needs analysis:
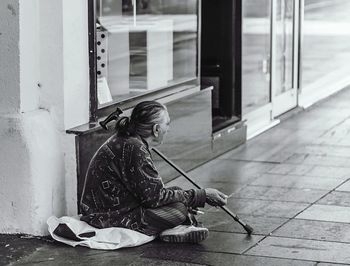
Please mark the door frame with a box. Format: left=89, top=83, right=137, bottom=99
left=271, top=0, right=299, bottom=117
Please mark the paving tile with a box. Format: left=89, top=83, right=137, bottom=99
left=142, top=247, right=316, bottom=266
left=231, top=185, right=327, bottom=203
left=267, top=164, right=314, bottom=176
left=246, top=236, right=350, bottom=264
left=268, top=164, right=350, bottom=179
left=142, top=232, right=262, bottom=255
left=293, top=145, right=350, bottom=158
left=336, top=180, right=350, bottom=192
left=296, top=204, right=350, bottom=223
left=0, top=235, right=55, bottom=266
left=188, top=160, right=275, bottom=185
left=316, top=138, right=350, bottom=147
left=251, top=173, right=344, bottom=190
left=12, top=243, right=141, bottom=265
left=306, top=166, right=350, bottom=179
left=199, top=231, right=263, bottom=254
left=320, top=118, right=350, bottom=140
left=317, top=263, right=347, bottom=266
left=129, top=258, right=205, bottom=266
left=279, top=114, right=343, bottom=132
left=273, top=219, right=350, bottom=243
left=221, top=141, right=294, bottom=163
left=197, top=211, right=288, bottom=235
left=218, top=198, right=309, bottom=218
left=317, top=191, right=350, bottom=207
left=251, top=125, right=321, bottom=145
left=284, top=153, right=350, bottom=168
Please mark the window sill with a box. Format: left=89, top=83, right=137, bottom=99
left=67, top=84, right=212, bottom=136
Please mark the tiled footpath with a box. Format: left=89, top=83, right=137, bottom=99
left=2, top=87, right=350, bottom=265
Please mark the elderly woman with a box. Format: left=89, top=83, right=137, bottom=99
left=80, top=101, right=227, bottom=243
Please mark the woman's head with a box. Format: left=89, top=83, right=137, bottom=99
left=116, top=101, right=170, bottom=144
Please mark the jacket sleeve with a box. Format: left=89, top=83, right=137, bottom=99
left=124, top=144, right=206, bottom=209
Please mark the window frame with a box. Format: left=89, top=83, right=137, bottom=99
left=88, top=0, right=202, bottom=122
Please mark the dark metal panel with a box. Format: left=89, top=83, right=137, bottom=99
left=200, top=0, right=242, bottom=118
left=76, top=127, right=115, bottom=206
left=233, top=0, right=243, bottom=117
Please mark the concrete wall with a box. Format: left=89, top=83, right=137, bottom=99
left=0, top=0, right=89, bottom=235
left=0, top=1, right=20, bottom=114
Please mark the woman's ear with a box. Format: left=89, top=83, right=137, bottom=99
left=152, top=124, right=160, bottom=137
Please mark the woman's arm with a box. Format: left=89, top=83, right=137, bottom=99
left=123, top=143, right=206, bottom=209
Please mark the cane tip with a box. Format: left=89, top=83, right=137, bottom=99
left=245, top=224, right=254, bottom=235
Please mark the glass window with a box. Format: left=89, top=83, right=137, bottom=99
left=301, top=0, right=350, bottom=89
left=94, top=0, right=199, bottom=107
left=275, top=0, right=294, bottom=96
left=242, top=0, right=272, bottom=115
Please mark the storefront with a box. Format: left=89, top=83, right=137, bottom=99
left=70, top=0, right=246, bottom=207
left=242, top=0, right=350, bottom=138
left=1, top=0, right=349, bottom=235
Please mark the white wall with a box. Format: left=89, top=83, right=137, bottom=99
left=61, top=0, right=90, bottom=215
left=19, top=0, right=40, bottom=113
left=0, top=0, right=90, bottom=235
left=62, top=0, right=90, bottom=130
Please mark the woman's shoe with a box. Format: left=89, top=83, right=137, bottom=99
left=159, top=225, right=209, bottom=243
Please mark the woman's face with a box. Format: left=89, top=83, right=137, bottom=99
left=154, top=109, right=170, bottom=145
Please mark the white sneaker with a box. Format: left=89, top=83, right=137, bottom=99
left=159, top=225, right=209, bottom=243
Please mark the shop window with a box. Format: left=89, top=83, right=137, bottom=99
left=88, top=0, right=200, bottom=119
left=301, top=0, right=350, bottom=89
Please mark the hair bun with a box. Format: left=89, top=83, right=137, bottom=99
left=115, top=116, right=132, bottom=135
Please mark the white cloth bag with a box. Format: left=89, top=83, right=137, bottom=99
left=47, top=216, right=155, bottom=250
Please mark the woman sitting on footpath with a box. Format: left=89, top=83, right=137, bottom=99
left=80, top=101, right=228, bottom=243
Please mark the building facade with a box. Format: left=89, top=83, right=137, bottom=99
left=0, top=0, right=349, bottom=235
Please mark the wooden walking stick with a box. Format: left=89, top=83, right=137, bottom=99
left=152, top=147, right=254, bottom=235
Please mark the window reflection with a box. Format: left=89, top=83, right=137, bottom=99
left=95, top=0, right=198, bottom=107
left=242, top=0, right=272, bottom=115
left=302, top=0, right=350, bottom=89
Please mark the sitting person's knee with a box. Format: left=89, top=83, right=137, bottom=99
left=168, top=202, right=187, bottom=215
left=143, top=202, right=188, bottom=231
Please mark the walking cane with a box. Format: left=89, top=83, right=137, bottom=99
left=152, top=147, right=254, bottom=235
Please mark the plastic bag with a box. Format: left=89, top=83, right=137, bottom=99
left=47, top=216, right=155, bottom=250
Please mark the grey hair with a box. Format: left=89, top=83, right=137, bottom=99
left=116, top=101, right=167, bottom=138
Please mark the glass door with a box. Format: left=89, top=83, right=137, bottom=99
left=242, top=0, right=272, bottom=116
left=242, top=0, right=276, bottom=138
left=271, top=0, right=298, bottom=117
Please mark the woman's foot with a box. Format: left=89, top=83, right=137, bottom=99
left=159, top=225, right=209, bottom=243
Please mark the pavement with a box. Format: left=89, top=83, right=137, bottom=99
left=2, top=87, right=350, bottom=265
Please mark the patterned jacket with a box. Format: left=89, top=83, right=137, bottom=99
left=80, top=133, right=206, bottom=235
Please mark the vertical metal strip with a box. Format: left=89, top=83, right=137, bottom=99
left=88, top=0, right=98, bottom=122
left=270, top=0, right=277, bottom=111
left=197, top=0, right=201, bottom=83
left=292, top=0, right=300, bottom=98
left=298, top=0, right=304, bottom=93
left=234, top=0, right=243, bottom=117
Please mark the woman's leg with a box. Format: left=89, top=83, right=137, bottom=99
left=142, top=202, right=209, bottom=243
left=142, top=202, right=188, bottom=234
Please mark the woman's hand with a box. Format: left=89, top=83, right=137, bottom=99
left=204, top=188, right=228, bottom=207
